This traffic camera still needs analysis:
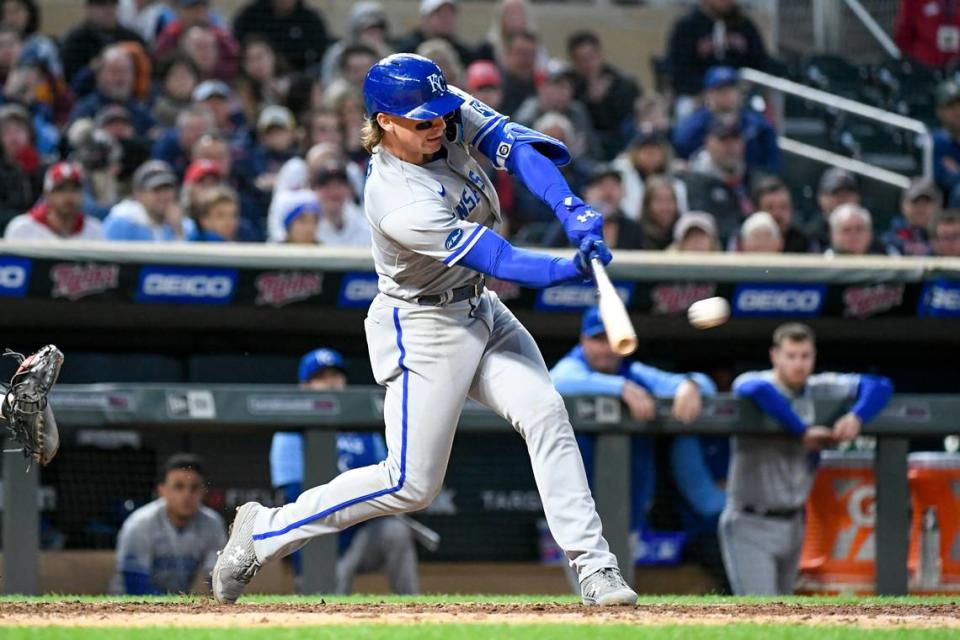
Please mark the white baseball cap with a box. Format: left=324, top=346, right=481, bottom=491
left=420, top=0, right=455, bottom=16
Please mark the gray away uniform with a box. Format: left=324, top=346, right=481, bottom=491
left=111, top=498, right=226, bottom=594
left=719, top=370, right=861, bottom=595
left=250, top=88, right=621, bottom=581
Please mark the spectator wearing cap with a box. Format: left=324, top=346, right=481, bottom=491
left=895, top=0, right=960, bottom=69
left=498, top=30, right=540, bottom=117
left=396, top=0, right=478, bottom=67
left=104, top=159, right=188, bottom=241
left=673, top=66, right=780, bottom=174
left=545, top=164, right=644, bottom=250
left=612, top=127, right=688, bottom=221
left=97, top=104, right=150, bottom=185
left=825, top=203, right=892, bottom=257
left=311, top=160, right=370, bottom=246
left=931, top=208, right=960, bottom=256
left=68, top=46, right=155, bottom=133
left=683, top=115, right=756, bottom=243
left=191, top=79, right=247, bottom=144
left=4, top=162, right=104, bottom=240
left=267, top=188, right=319, bottom=244
left=884, top=178, right=942, bottom=256
left=155, top=0, right=239, bottom=83
left=665, top=0, right=769, bottom=118
left=270, top=349, right=420, bottom=595
left=317, top=2, right=392, bottom=89
left=246, top=105, right=297, bottom=195
left=0, top=103, right=40, bottom=205
left=639, top=175, right=681, bottom=250
left=59, top=0, right=144, bottom=83
left=808, top=167, right=861, bottom=251
left=514, top=58, right=600, bottom=159
left=235, top=36, right=285, bottom=125
left=187, top=183, right=238, bottom=242
left=68, top=124, right=123, bottom=220
left=477, top=0, right=547, bottom=69
left=152, top=56, right=200, bottom=129
left=466, top=59, right=503, bottom=111
left=750, top=176, right=813, bottom=253
left=232, top=0, right=329, bottom=72
left=933, top=80, right=960, bottom=203
left=567, top=30, right=641, bottom=160
left=190, top=132, right=265, bottom=241
left=737, top=211, right=782, bottom=253
left=669, top=211, right=721, bottom=252
left=151, top=104, right=214, bottom=179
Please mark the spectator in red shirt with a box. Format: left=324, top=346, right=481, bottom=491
left=4, top=162, right=104, bottom=240
left=895, top=0, right=960, bottom=68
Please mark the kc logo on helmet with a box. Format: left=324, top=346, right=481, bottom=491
left=918, top=280, right=960, bottom=317
left=0, top=257, right=30, bottom=297
left=338, top=272, right=379, bottom=308
left=426, top=73, right=446, bottom=93
left=136, top=266, right=237, bottom=305
left=732, top=284, right=826, bottom=317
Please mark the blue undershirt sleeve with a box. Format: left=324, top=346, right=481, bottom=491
left=733, top=378, right=808, bottom=436
left=458, top=229, right=579, bottom=288
left=849, top=375, right=894, bottom=423
left=503, top=143, right=577, bottom=222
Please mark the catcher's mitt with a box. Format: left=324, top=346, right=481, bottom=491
left=2, top=345, right=63, bottom=467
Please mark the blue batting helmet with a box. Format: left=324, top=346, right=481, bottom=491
left=363, top=53, right=465, bottom=120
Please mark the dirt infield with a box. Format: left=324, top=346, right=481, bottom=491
left=1, top=601, right=959, bottom=628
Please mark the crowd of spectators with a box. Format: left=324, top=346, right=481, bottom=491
left=0, top=0, right=956, bottom=259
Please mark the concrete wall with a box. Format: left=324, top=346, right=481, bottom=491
left=38, top=0, right=773, bottom=93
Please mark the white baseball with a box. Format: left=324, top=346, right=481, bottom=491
left=688, top=297, right=730, bottom=329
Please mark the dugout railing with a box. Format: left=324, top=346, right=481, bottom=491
left=3, top=386, right=955, bottom=596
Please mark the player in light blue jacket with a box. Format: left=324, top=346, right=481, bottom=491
left=550, top=307, right=728, bottom=589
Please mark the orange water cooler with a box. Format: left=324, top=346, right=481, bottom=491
left=797, top=452, right=877, bottom=593
left=907, top=453, right=960, bottom=593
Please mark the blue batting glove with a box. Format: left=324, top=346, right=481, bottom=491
left=557, top=196, right=603, bottom=247
left=573, top=237, right=612, bottom=279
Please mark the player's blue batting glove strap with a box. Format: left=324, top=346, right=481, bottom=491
left=573, top=237, right=612, bottom=280
left=557, top=196, right=603, bottom=247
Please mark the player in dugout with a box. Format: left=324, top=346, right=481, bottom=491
left=111, top=453, right=226, bottom=595
left=721, top=322, right=893, bottom=595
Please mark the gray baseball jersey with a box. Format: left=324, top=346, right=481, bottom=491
left=363, top=86, right=503, bottom=301
left=111, top=498, right=226, bottom=594
left=721, top=370, right=861, bottom=595
left=726, top=370, right=861, bottom=512
left=249, top=88, right=622, bottom=582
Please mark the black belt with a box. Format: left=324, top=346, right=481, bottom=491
left=742, top=505, right=802, bottom=519
left=417, top=281, right=484, bottom=306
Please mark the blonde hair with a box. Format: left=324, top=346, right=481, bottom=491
left=191, top=185, right=238, bottom=223
left=360, top=116, right=384, bottom=154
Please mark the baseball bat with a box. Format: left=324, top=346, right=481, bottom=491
left=396, top=514, right=441, bottom=552
left=591, top=257, right=638, bottom=356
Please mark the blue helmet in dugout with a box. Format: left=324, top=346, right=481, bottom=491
left=362, top=53, right=465, bottom=120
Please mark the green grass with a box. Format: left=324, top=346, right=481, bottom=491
left=0, top=626, right=953, bottom=640
left=0, top=594, right=958, bottom=605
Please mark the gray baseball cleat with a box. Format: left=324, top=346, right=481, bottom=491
left=212, top=502, right=263, bottom=603
left=579, top=567, right=638, bottom=606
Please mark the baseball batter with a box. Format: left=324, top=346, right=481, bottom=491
left=721, top=323, right=893, bottom=595
left=213, top=54, right=637, bottom=606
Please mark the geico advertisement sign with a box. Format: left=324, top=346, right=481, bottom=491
left=918, top=280, right=960, bottom=317
left=136, top=267, right=238, bottom=304
left=733, top=284, right=826, bottom=317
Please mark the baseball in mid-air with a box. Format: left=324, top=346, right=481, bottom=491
left=688, top=297, right=730, bottom=329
